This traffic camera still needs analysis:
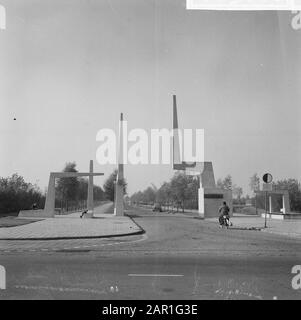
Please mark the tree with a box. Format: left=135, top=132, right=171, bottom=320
left=77, top=178, right=88, bottom=200
left=249, top=173, right=260, bottom=193
left=143, top=186, right=156, bottom=204
left=131, top=190, right=144, bottom=205
left=156, top=182, right=172, bottom=208
left=0, top=174, right=45, bottom=213
left=249, top=173, right=261, bottom=212
left=216, top=178, right=223, bottom=189
left=131, top=173, right=198, bottom=211
left=223, top=175, right=233, bottom=190
left=217, top=175, right=233, bottom=190
left=103, top=170, right=127, bottom=201
left=233, top=185, right=243, bottom=200
left=184, top=176, right=199, bottom=210
left=56, top=162, right=79, bottom=202
left=93, top=185, right=105, bottom=201
left=170, top=173, right=190, bottom=212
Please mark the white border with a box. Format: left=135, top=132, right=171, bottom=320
left=187, top=0, right=301, bottom=11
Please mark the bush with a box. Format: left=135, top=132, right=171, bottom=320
left=0, top=174, right=45, bottom=214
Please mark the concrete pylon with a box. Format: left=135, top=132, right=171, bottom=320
left=172, top=94, right=232, bottom=218
left=114, top=113, right=125, bottom=216
left=172, top=95, right=182, bottom=167
left=269, top=195, right=273, bottom=214
left=84, top=160, right=94, bottom=218
left=43, top=173, right=56, bottom=217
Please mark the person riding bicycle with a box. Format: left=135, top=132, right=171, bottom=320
left=218, top=201, right=230, bottom=227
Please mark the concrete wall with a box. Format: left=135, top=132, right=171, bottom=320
left=203, top=188, right=233, bottom=218
left=19, top=209, right=51, bottom=218
left=200, top=162, right=216, bottom=188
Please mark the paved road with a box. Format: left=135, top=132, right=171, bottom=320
left=94, top=202, right=114, bottom=214
left=0, top=207, right=300, bottom=300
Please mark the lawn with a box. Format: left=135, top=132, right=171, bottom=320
left=0, top=216, right=42, bottom=228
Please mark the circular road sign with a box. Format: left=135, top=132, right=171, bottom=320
left=263, top=173, right=273, bottom=184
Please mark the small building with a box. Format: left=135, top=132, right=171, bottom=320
left=198, top=162, right=232, bottom=218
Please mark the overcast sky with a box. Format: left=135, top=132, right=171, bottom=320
left=0, top=0, right=300, bottom=195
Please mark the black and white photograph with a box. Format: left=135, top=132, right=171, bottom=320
left=0, top=0, right=301, bottom=308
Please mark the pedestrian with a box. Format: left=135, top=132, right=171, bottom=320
left=80, top=210, right=88, bottom=218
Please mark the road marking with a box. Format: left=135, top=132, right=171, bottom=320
left=128, top=274, right=184, bottom=277
left=14, top=284, right=106, bottom=295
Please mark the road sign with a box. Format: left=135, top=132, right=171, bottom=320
left=263, top=173, right=273, bottom=184
left=262, top=183, right=273, bottom=192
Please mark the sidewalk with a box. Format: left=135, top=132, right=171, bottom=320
left=0, top=212, right=143, bottom=240
left=210, top=214, right=301, bottom=239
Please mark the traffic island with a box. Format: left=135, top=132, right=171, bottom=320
left=0, top=213, right=144, bottom=240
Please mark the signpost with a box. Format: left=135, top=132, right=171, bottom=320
left=262, top=173, right=273, bottom=228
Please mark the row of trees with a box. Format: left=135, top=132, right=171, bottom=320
left=55, top=164, right=128, bottom=211
left=0, top=161, right=127, bottom=214
left=131, top=172, right=301, bottom=214
left=216, top=175, right=243, bottom=201
left=131, top=172, right=245, bottom=212
left=131, top=173, right=199, bottom=212
left=0, top=174, right=45, bottom=214
left=55, top=162, right=105, bottom=211
left=0, top=162, right=117, bottom=214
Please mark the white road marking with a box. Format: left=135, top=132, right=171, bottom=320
left=14, top=285, right=106, bottom=295
left=128, top=274, right=184, bottom=277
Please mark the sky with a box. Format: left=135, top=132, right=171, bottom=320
left=0, top=0, right=300, bottom=195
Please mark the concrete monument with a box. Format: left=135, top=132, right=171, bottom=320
left=19, top=160, right=104, bottom=218
left=257, top=188, right=295, bottom=220
left=172, top=95, right=232, bottom=218
left=114, top=113, right=125, bottom=216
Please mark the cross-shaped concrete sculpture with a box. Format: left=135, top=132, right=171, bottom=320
left=43, top=160, right=103, bottom=218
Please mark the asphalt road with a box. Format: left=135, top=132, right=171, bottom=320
left=0, top=207, right=301, bottom=300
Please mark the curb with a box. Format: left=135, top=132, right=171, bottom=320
left=0, top=216, right=145, bottom=241
left=0, top=229, right=144, bottom=241
left=125, top=214, right=146, bottom=235
left=261, top=228, right=301, bottom=239
left=0, top=228, right=144, bottom=241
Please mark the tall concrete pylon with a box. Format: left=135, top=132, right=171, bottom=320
left=114, top=113, right=125, bottom=216
left=172, top=95, right=233, bottom=217
left=172, top=94, right=204, bottom=173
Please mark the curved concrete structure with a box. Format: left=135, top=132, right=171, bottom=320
left=172, top=95, right=233, bottom=218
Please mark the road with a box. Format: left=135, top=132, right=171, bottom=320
left=0, top=207, right=301, bottom=300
